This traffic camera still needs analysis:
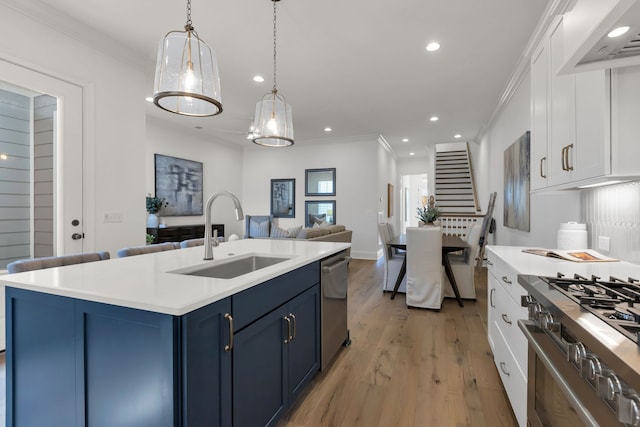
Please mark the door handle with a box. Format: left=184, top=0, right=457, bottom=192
left=501, top=276, right=512, bottom=285
left=501, top=314, right=512, bottom=325
left=566, top=144, right=574, bottom=171
left=224, top=313, right=234, bottom=351
left=540, top=156, right=546, bottom=178
left=289, top=313, right=296, bottom=341
left=499, top=361, right=511, bottom=376
left=284, top=316, right=292, bottom=344
left=71, top=233, right=83, bottom=240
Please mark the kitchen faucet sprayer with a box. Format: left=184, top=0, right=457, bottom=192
left=203, top=191, right=244, bottom=260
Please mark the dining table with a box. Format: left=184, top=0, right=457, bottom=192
left=387, top=233, right=468, bottom=307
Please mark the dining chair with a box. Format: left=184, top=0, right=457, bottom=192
left=7, top=251, right=111, bottom=273
left=180, top=238, right=204, bottom=248
left=385, top=223, right=405, bottom=256
left=444, top=222, right=482, bottom=299
left=378, top=223, right=406, bottom=293
left=405, top=226, right=444, bottom=309
left=117, top=242, right=180, bottom=257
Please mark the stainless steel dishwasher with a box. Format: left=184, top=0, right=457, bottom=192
left=320, top=250, right=351, bottom=371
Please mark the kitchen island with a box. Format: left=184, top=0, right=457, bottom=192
left=1, top=239, right=350, bottom=427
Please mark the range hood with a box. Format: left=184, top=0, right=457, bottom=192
left=560, top=0, right=640, bottom=73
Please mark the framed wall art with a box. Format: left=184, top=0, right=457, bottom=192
left=387, top=183, right=393, bottom=218
left=154, top=154, right=203, bottom=216
left=305, top=168, right=336, bottom=196
left=271, top=178, right=295, bottom=218
left=503, top=131, right=530, bottom=231
left=305, top=200, right=336, bottom=227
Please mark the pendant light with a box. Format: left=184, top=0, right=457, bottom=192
left=153, top=0, right=222, bottom=117
left=252, top=0, right=294, bottom=147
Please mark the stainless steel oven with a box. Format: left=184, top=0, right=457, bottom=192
left=518, top=274, right=640, bottom=427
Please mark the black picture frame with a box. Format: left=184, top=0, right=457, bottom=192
left=305, top=200, right=336, bottom=227
left=271, top=178, right=295, bottom=218
left=305, top=168, right=336, bottom=196
left=154, top=154, right=203, bottom=216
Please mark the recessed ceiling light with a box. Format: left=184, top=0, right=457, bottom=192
left=608, top=26, right=630, bottom=38
left=426, top=42, right=440, bottom=52
left=145, top=97, right=154, bottom=102
left=195, top=126, right=203, bottom=130
left=402, top=138, right=409, bottom=142
left=409, top=152, right=415, bottom=156
left=430, top=116, right=439, bottom=122
left=253, top=75, right=265, bottom=82
left=324, top=127, right=332, bottom=132
left=454, top=134, right=462, bottom=139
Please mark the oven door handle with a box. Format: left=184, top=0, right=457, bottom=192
left=518, top=320, right=600, bottom=427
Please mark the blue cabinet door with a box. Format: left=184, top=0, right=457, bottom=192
left=6, top=288, right=78, bottom=427
left=182, top=298, right=232, bottom=427
left=233, top=305, right=288, bottom=427
left=79, top=300, right=178, bottom=427
left=287, top=285, right=320, bottom=402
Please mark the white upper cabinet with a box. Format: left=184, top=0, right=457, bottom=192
left=530, top=16, right=611, bottom=191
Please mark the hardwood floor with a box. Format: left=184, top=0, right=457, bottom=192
left=0, top=260, right=516, bottom=427
left=277, top=259, right=518, bottom=427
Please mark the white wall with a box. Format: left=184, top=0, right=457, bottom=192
left=0, top=4, right=147, bottom=257
left=483, top=71, right=581, bottom=248
left=146, top=118, right=245, bottom=238
left=242, top=135, right=381, bottom=259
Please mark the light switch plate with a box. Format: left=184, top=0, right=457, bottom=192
left=598, top=236, right=610, bottom=251
left=104, top=212, right=123, bottom=223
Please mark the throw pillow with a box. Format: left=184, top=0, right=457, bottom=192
left=270, top=223, right=303, bottom=238
left=308, top=213, right=326, bottom=226
left=249, top=219, right=270, bottom=238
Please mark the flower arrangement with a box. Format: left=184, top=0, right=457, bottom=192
left=416, top=195, right=441, bottom=223
left=146, top=194, right=168, bottom=214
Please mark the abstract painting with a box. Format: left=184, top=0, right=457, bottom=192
left=155, top=154, right=203, bottom=216
left=503, top=131, right=530, bottom=231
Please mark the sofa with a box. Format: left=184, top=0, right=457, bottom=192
left=244, top=214, right=352, bottom=254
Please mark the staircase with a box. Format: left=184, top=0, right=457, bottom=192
left=435, top=142, right=479, bottom=214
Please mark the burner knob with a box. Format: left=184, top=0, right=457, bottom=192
left=529, top=303, right=544, bottom=320
left=617, top=393, right=640, bottom=426
left=581, top=354, right=602, bottom=383
left=597, top=371, right=622, bottom=402
left=541, top=313, right=559, bottom=332
left=567, top=342, right=586, bottom=367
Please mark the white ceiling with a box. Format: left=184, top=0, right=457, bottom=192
left=14, top=0, right=549, bottom=158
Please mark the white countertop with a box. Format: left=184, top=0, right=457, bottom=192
left=487, top=245, right=640, bottom=279
left=0, top=239, right=350, bottom=316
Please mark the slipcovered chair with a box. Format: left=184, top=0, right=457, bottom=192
left=385, top=223, right=406, bottom=256
left=117, top=242, right=180, bottom=257
left=7, top=251, right=111, bottom=274
left=444, top=222, right=482, bottom=300
left=180, top=238, right=204, bottom=248
left=406, top=226, right=444, bottom=310
left=378, top=223, right=406, bottom=293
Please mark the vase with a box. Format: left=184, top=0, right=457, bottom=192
left=147, top=213, right=159, bottom=228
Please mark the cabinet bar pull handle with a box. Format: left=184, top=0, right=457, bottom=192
left=490, top=288, right=496, bottom=308
left=561, top=146, right=567, bottom=171
left=224, top=313, right=234, bottom=352
left=284, top=316, right=291, bottom=344
left=289, top=313, right=296, bottom=341
left=566, top=144, right=574, bottom=171
left=540, top=156, right=547, bottom=178
left=501, top=314, right=512, bottom=325
left=501, top=276, right=512, bottom=285
left=499, top=362, right=511, bottom=376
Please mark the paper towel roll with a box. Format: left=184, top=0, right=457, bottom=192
left=557, top=222, right=587, bottom=249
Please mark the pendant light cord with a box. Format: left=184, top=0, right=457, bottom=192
left=272, top=0, right=278, bottom=93
left=185, top=0, right=193, bottom=30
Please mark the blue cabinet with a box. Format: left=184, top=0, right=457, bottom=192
left=6, top=261, right=320, bottom=427
left=233, top=285, right=320, bottom=427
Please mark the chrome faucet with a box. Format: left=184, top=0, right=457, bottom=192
left=203, top=191, right=244, bottom=260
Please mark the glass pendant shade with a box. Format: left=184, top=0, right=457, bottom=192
left=252, top=90, right=294, bottom=147
left=153, top=28, right=222, bottom=117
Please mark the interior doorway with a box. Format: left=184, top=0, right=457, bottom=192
left=400, top=174, right=428, bottom=234
left=0, top=61, right=84, bottom=270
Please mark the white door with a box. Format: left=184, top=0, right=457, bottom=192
left=0, top=59, right=84, bottom=260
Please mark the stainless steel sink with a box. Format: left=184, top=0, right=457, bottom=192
left=172, top=255, right=291, bottom=279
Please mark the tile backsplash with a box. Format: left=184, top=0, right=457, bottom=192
left=582, top=181, right=640, bottom=265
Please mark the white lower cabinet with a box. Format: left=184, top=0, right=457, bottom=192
left=487, top=249, right=528, bottom=427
